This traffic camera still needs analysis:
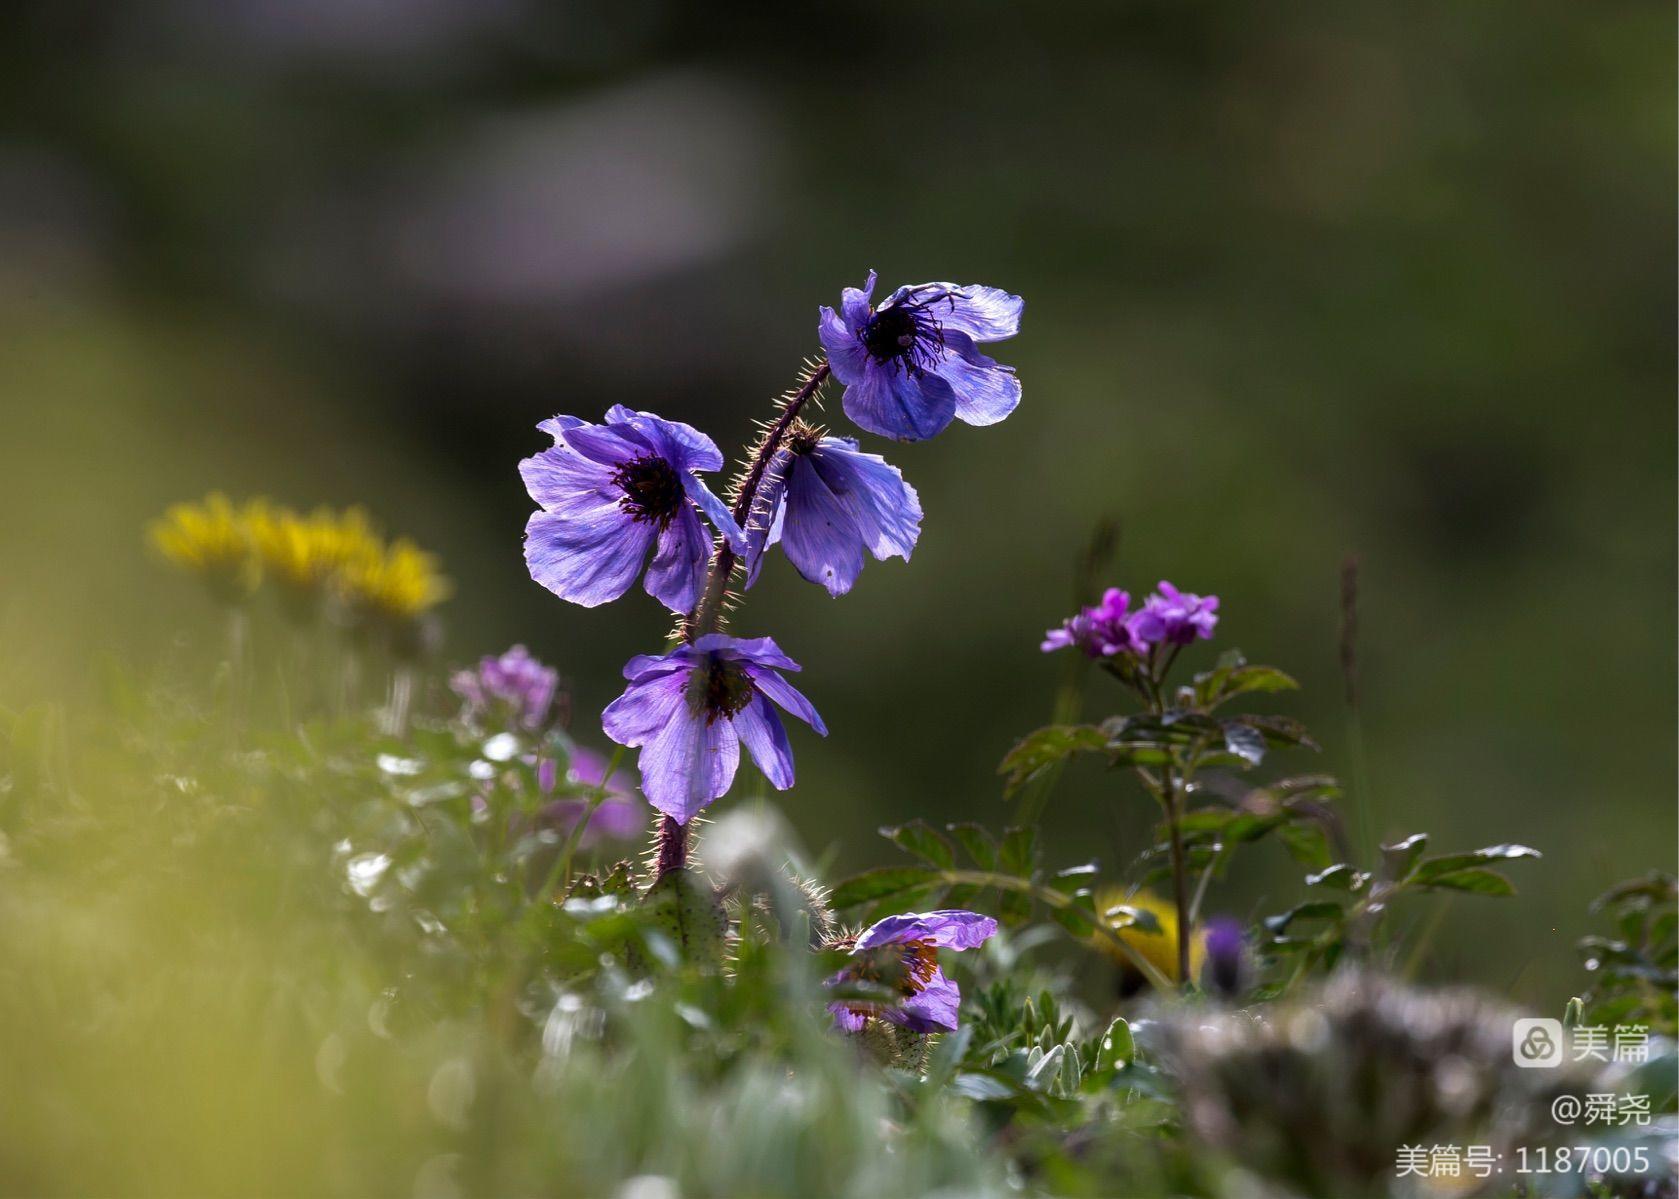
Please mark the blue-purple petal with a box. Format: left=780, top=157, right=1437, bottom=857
left=841, top=362, right=957, bottom=442
left=745, top=666, right=826, bottom=736
left=938, top=284, right=1023, bottom=342
left=644, top=505, right=711, bottom=614
left=780, top=459, right=867, bottom=596
left=524, top=506, right=652, bottom=608
left=935, top=331, right=1021, bottom=427
left=857, top=910, right=1000, bottom=951
left=818, top=307, right=870, bottom=383
left=680, top=471, right=745, bottom=552
left=892, top=967, right=961, bottom=1032
left=807, top=439, right=921, bottom=563
left=636, top=704, right=740, bottom=824
left=601, top=669, right=689, bottom=745
left=732, top=693, right=796, bottom=790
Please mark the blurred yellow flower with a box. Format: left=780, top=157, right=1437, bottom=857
left=245, top=501, right=383, bottom=618
left=147, top=492, right=257, bottom=603
left=341, top=536, right=451, bottom=624
left=1094, top=886, right=1206, bottom=985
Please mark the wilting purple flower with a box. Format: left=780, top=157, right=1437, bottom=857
left=1041, top=588, right=1146, bottom=658
left=743, top=430, right=922, bottom=596
left=600, top=634, right=825, bottom=824
left=818, top=272, right=1023, bottom=442
left=827, top=910, right=999, bottom=1033
left=520, top=407, right=743, bottom=614
left=1199, top=917, right=1249, bottom=1000
left=535, top=746, right=642, bottom=844
left=452, top=644, right=561, bottom=730
left=1131, top=581, right=1220, bottom=647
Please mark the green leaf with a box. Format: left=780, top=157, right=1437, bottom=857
left=1095, top=1017, right=1135, bottom=1071
left=1262, top=900, right=1345, bottom=935
left=1000, top=825, right=1037, bottom=879
left=880, top=820, right=955, bottom=869
left=946, top=823, right=999, bottom=870
left=1278, top=820, right=1334, bottom=870
left=1380, top=833, right=1429, bottom=879
left=1195, top=659, right=1300, bottom=708
left=1407, top=844, right=1540, bottom=884
left=1229, top=714, right=1320, bottom=752
left=924, top=1025, right=973, bottom=1089
left=829, top=866, right=934, bottom=910
left=1220, top=722, right=1267, bottom=767
left=1415, top=868, right=1517, bottom=896
left=1103, top=904, right=1163, bottom=936
left=999, top=725, right=1108, bottom=797
left=1305, top=864, right=1369, bottom=891
left=1049, top=862, right=1099, bottom=895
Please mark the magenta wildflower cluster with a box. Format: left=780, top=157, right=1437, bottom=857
left=1041, top=581, right=1220, bottom=660
left=519, top=274, right=1023, bottom=833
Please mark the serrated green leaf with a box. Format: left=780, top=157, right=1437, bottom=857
left=998, top=725, right=1108, bottom=797
left=946, top=823, right=999, bottom=870
left=829, top=866, right=934, bottom=910
left=880, top=819, right=955, bottom=869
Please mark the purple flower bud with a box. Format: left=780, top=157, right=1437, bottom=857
left=1199, top=917, right=1249, bottom=1000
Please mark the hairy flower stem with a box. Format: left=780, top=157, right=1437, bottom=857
left=685, top=360, right=831, bottom=642
left=650, top=359, right=833, bottom=878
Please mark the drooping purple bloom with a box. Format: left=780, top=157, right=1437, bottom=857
left=819, top=272, right=1023, bottom=442
left=520, top=407, right=744, bottom=615
left=452, top=644, right=561, bottom=731
left=1041, top=588, right=1146, bottom=658
left=743, top=430, right=922, bottom=596
left=1199, top=917, right=1249, bottom=1000
left=599, top=634, right=825, bottom=824
left=535, top=746, right=643, bottom=844
left=1130, top=581, right=1220, bottom=647
left=827, top=909, right=999, bottom=1033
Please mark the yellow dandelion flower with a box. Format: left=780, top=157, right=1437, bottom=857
left=147, top=492, right=257, bottom=604
left=1094, top=886, right=1206, bottom=986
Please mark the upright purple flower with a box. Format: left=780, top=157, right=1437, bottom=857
left=1041, top=588, right=1146, bottom=658
left=1131, top=581, right=1220, bottom=647
left=827, top=910, right=999, bottom=1033
left=520, top=407, right=744, bottom=615
left=600, top=634, right=825, bottom=824
left=452, top=644, right=561, bottom=731
left=743, top=428, right=922, bottom=596
left=819, top=272, right=1023, bottom=442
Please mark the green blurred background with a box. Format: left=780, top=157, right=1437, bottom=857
left=0, top=0, right=1672, bottom=1002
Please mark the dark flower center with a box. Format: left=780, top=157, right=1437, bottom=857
left=611, top=454, right=684, bottom=526
left=688, top=657, right=755, bottom=724
left=860, top=287, right=959, bottom=375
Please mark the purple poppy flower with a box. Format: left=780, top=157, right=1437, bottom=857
left=818, top=272, right=1023, bottom=442
left=1130, top=581, right=1220, bottom=647
left=1041, top=588, right=1146, bottom=658
left=535, top=746, right=643, bottom=844
left=827, top=909, right=999, bottom=1033
left=520, top=407, right=744, bottom=614
left=599, top=634, right=825, bottom=825
left=452, top=644, right=561, bottom=731
left=743, top=430, right=922, bottom=596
